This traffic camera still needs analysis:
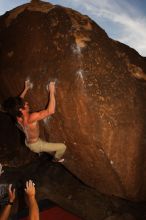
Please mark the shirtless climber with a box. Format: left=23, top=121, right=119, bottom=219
left=3, top=80, right=66, bottom=162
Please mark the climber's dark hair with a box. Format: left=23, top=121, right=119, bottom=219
left=2, top=96, right=25, bottom=119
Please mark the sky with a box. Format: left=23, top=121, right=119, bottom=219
left=0, top=0, right=146, bottom=57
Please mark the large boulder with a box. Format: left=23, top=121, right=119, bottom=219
left=0, top=0, right=146, bottom=200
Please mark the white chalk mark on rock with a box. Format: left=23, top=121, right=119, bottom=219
left=26, top=77, right=33, bottom=89
left=43, top=116, right=51, bottom=125
left=88, top=83, right=93, bottom=87
left=110, top=160, right=114, bottom=165
left=72, top=44, right=81, bottom=56
left=76, top=69, right=84, bottom=83
left=99, top=149, right=104, bottom=154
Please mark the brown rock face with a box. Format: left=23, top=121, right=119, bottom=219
left=0, top=1, right=146, bottom=201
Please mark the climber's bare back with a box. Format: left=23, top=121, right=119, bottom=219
left=18, top=116, right=40, bottom=143
left=24, top=120, right=40, bottom=143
